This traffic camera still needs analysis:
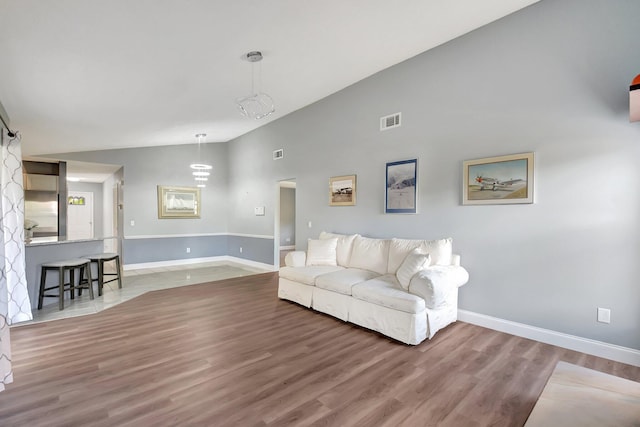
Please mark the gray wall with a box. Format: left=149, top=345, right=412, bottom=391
left=53, top=142, right=228, bottom=236
left=67, top=181, right=104, bottom=238
left=226, top=0, right=640, bottom=350
left=279, top=187, right=295, bottom=246
left=50, top=142, right=232, bottom=263
left=228, top=235, right=274, bottom=265
left=123, top=235, right=228, bottom=264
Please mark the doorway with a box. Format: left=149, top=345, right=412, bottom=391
left=67, top=191, right=94, bottom=240
left=276, top=179, right=296, bottom=267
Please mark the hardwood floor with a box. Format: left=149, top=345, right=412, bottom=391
left=2, top=272, right=639, bottom=426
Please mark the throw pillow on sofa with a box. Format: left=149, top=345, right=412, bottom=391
left=306, top=238, right=338, bottom=266
left=396, top=249, right=430, bottom=289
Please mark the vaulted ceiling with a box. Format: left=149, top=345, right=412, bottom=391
left=0, top=0, right=539, bottom=156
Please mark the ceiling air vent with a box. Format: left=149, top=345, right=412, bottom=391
left=273, top=149, right=284, bottom=160
left=380, top=112, right=401, bottom=131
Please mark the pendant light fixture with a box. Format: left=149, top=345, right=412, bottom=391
left=191, top=133, right=212, bottom=188
left=236, top=51, right=275, bottom=120
left=631, top=74, right=640, bottom=122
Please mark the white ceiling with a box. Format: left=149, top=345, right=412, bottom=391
left=0, top=0, right=539, bottom=156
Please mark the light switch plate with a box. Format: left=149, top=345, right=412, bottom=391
left=597, top=307, right=611, bottom=324
left=254, top=206, right=265, bottom=216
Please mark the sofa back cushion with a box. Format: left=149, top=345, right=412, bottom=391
left=423, top=238, right=453, bottom=266
left=348, top=235, right=390, bottom=275
left=306, top=238, right=338, bottom=266
left=319, top=231, right=358, bottom=267
left=387, top=237, right=453, bottom=273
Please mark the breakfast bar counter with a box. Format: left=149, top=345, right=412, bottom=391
left=25, top=237, right=107, bottom=311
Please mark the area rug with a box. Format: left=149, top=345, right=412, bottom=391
left=525, top=361, right=640, bottom=426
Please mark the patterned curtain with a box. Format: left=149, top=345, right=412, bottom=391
left=0, top=128, right=31, bottom=392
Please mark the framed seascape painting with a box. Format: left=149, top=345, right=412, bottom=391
left=329, top=175, right=356, bottom=206
left=157, top=185, right=201, bottom=218
left=462, top=152, right=534, bottom=205
left=385, top=159, right=417, bottom=214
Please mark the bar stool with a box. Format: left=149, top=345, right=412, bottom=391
left=82, top=253, right=123, bottom=296
left=38, top=258, right=94, bottom=310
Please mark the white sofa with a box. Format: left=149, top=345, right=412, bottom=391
left=278, top=232, right=469, bottom=345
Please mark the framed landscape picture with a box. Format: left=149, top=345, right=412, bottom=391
left=462, top=152, right=534, bottom=205
left=386, top=159, right=417, bottom=214
left=329, top=175, right=356, bottom=206
left=157, top=185, right=201, bottom=218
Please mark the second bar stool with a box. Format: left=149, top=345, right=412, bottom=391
left=83, top=253, right=123, bottom=296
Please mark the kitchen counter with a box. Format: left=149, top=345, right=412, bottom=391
left=26, top=236, right=109, bottom=247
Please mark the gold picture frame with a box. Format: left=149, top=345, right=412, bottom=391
left=329, top=175, right=356, bottom=206
left=462, top=152, right=534, bottom=205
left=157, top=185, right=201, bottom=218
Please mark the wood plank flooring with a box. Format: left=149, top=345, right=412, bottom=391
left=2, top=272, right=639, bottom=426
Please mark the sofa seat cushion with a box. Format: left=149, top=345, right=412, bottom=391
left=352, top=275, right=426, bottom=314
left=279, top=266, right=344, bottom=286
left=315, top=268, right=379, bottom=296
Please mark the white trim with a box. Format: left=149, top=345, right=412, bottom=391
left=279, top=245, right=295, bottom=250
left=125, top=232, right=274, bottom=240
left=124, top=255, right=277, bottom=272
left=125, top=233, right=226, bottom=240
left=458, top=309, right=640, bottom=367
left=227, top=233, right=274, bottom=239
left=279, top=180, right=296, bottom=189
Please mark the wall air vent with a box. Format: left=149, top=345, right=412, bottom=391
left=273, top=148, right=284, bottom=160
left=380, top=112, right=401, bottom=131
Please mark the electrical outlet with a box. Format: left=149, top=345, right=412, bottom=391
left=130, top=220, right=135, bottom=226
left=239, top=247, right=243, bottom=253
left=597, top=307, right=611, bottom=324
left=308, top=221, right=312, bottom=228
left=186, top=247, right=190, bottom=253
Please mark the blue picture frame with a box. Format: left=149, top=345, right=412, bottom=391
left=385, top=159, right=417, bottom=214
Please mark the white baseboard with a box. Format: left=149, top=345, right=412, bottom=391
left=458, top=309, right=640, bottom=367
left=279, top=245, right=295, bottom=250
left=224, top=256, right=278, bottom=272
left=124, top=256, right=277, bottom=272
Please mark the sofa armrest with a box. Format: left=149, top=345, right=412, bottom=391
left=408, top=265, right=469, bottom=309
left=284, top=251, right=307, bottom=267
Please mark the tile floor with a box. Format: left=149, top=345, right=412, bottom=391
left=18, top=260, right=270, bottom=326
